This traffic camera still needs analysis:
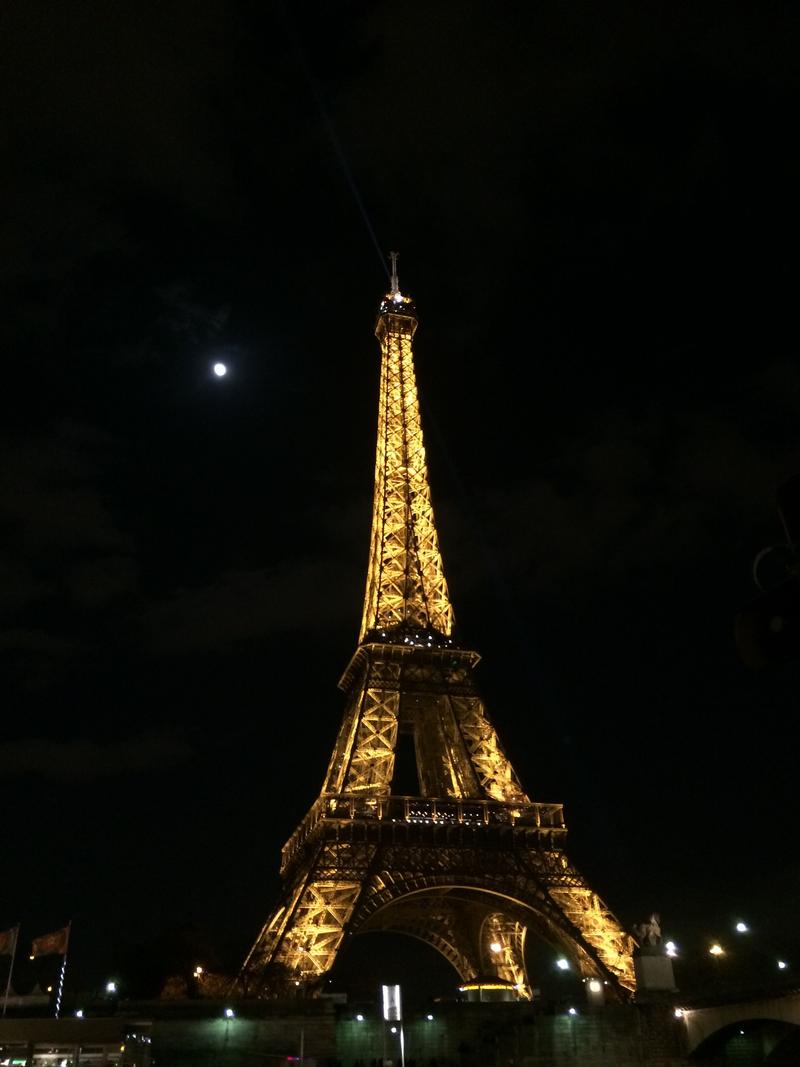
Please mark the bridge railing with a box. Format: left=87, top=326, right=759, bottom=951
left=281, top=793, right=565, bottom=871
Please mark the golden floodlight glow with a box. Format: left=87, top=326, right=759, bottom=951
left=709, top=943, right=725, bottom=957
left=360, top=294, right=453, bottom=641
left=237, top=269, right=638, bottom=1002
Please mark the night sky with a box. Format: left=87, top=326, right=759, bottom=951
left=3, top=0, right=800, bottom=997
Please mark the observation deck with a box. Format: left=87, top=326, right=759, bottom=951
left=280, top=793, right=566, bottom=875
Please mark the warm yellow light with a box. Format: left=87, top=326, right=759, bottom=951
left=459, top=981, right=515, bottom=991
left=489, top=941, right=502, bottom=954
left=709, top=943, right=724, bottom=957
left=588, top=980, right=602, bottom=993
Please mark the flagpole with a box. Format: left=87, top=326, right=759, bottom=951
left=2, top=925, right=20, bottom=1018
left=54, top=922, right=72, bottom=1020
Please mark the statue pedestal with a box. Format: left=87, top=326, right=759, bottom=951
left=634, top=946, right=676, bottom=995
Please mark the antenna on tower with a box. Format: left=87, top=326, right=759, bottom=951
left=389, top=251, right=400, bottom=296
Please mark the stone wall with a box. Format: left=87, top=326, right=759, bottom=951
left=145, top=1000, right=688, bottom=1066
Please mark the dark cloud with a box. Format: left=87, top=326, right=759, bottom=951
left=143, top=559, right=361, bottom=652
left=0, top=731, right=192, bottom=782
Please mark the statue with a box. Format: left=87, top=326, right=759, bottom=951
left=633, top=913, right=661, bottom=947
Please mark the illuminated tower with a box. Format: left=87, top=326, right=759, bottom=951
left=240, top=257, right=636, bottom=999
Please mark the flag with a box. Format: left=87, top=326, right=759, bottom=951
left=0, top=927, right=17, bottom=956
left=31, top=927, right=69, bottom=957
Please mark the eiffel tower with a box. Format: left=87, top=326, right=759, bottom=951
left=241, top=257, right=636, bottom=1000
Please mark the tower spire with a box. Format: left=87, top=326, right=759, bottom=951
left=360, top=258, right=454, bottom=643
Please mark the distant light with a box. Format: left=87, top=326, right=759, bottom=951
left=489, top=941, right=502, bottom=954
left=567, top=1007, right=577, bottom=1016
left=665, top=941, right=678, bottom=957
left=193, top=966, right=204, bottom=977
left=213, top=362, right=227, bottom=377
left=355, top=1014, right=364, bottom=1022
left=674, top=1008, right=685, bottom=1019
left=224, top=1008, right=235, bottom=1019
left=709, top=944, right=724, bottom=957
left=390, top=1025, right=397, bottom=1034
left=778, top=960, right=788, bottom=970
left=426, top=1014, right=434, bottom=1021
left=47, top=986, right=53, bottom=993
left=588, top=980, right=602, bottom=993
left=29, top=955, right=35, bottom=961
left=75, top=1010, right=84, bottom=1019
left=556, top=957, right=570, bottom=971
left=105, top=981, right=117, bottom=994
left=735, top=921, right=749, bottom=933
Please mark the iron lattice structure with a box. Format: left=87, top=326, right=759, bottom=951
left=241, top=273, right=636, bottom=1000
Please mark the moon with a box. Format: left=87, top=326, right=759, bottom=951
left=213, top=362, right=227, bottom=377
